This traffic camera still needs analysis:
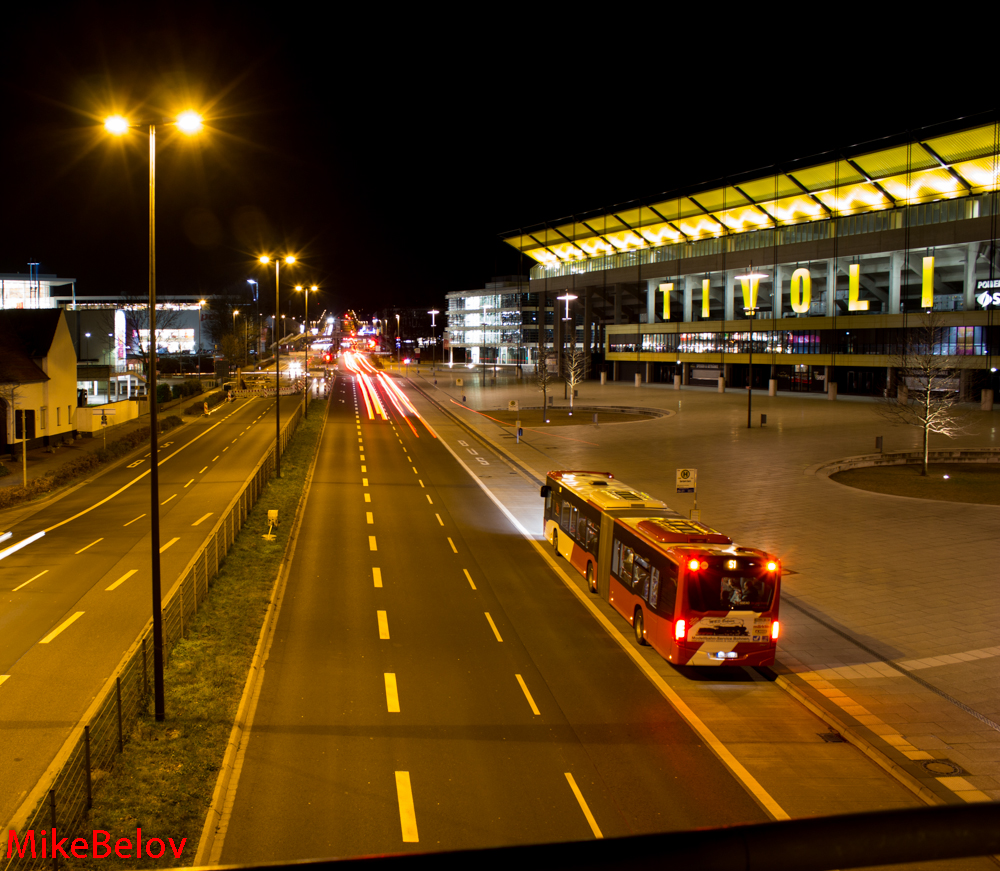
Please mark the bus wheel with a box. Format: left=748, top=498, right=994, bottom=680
left=586, top=562, right=597, bottom=594
left=634, top=608, right=647, bottom=646
left=553, top=529, right=560, bottom=557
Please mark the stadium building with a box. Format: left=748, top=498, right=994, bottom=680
left=497, top=114, right=1000, bottom=403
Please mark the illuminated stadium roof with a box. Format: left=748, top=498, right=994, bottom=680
left=503, top=118, right=1000, bottom=266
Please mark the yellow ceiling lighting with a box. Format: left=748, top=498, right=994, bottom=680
left=503, top=121, right=1000, bottom=264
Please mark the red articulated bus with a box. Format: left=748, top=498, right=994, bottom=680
left=541, top=470, right=781, bottom=667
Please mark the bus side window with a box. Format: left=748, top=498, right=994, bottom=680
left=552, top=498, right=560, bottom=522
left=561, top=502, right=574, bottom=533
left=576, top=514, right=587, bottom=543
left=585, top=520, right=599, bottom=552
left=621, top=546, right=634, bottom=584
left=649, top=567, right=660, bottom=609
left=634, top=555, right=650, bottom=597
left=612, top=539, right=621, bottom=576
left=660, top=562, right=678, bottom=617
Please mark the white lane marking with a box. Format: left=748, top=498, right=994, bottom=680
left=516, top=674, right=540, bottom=716
left=40, top=612, right=85, bottom=644
left=373, top=567, right=382, bottom=588
left=212, top=456, right=220, bottom=462
left=199, top=466, right=208, bottom=474
left=106, top=569, right=138, bottom=591
left=366, top=512, right=374, bottom=524
left=193, top=513, right=213, bottom=526
left=13, top=570, right=48, bottom=592
left=436, top=427, right=793, bottom=823
left=361, top=466, right=367, bottom=472
left=384, top=673, right=400, bottom=712
left=565, top=773, right=603, bottom=838
left=419, top=480, right=424, bottom=488
left=0, top=676, right=8, bottom=688
left=364, top=493, right=371, bottom=503
left=362, top=478, right=369, bottom=486
left=394, top=772, right=419, bottom=843
left=377, top=610, right=390, bottom=640
left=360, top=454, right=365, bottom=461
left=75, top=538, right=103, bottom=554
left=0, top=531, right=45, bottom=562
left=369, top=536, right=377, bottom=551
left=124, top=514, right=146, bottom=527
left=184, top=479, right=194, bottom=488
left=447, top=537, right=457, bottom=553
left=435, top=514, right=444, bottom=526
left=426, top=495, right=433, bottom=505
left=484, top=612, right=503, bottom=642
left=161, top=494, right=177, bottom=505
left=412, top=467, right=418, bottom=474
left=159, top=537, right=180, bottom=553
left=463, top=569, right=476, bottom=590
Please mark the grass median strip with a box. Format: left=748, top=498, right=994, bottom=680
left=62, top=400, right=327, bottom=871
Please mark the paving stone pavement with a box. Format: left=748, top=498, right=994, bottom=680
left=403, top=363, right=1000, bottom=808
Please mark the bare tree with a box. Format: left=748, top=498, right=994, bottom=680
left=534, top=351, right=555, bottom=422
left=873, top=311, right=974, bottom=475
left=115, top=294, right=184, bottom=380
left=564, top=348, right=588, bottom=412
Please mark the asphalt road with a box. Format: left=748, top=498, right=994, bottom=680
left=0, top=393, right=304, bottom=825
left=220, top=368, right=767, bottom=861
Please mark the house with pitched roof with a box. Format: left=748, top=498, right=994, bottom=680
left=0, top=308, right=79, bottom=453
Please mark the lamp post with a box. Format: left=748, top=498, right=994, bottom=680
left=428, top=308, right=439, bottom=369
left=247, top=278, right=259, bottom=363
left=734, top=265, right=768, bottom=429
left=395, top=313, right=401, bottom=367
left=197, top=299, right=206, bottom=374
left=104, top=108, right=203, bottom=722
left=259, top=255, right=295, bottom=476
left=295, top=284, right=317, bottom=418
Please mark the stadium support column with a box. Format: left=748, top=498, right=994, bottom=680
left=826, top=260, right=836, bottom=317
left=684, top=276, right=694, bottom=321
left=964, top=242, right=977, bottom=312
left=889, top=251, right=903, bottom=313
left=584, top=288, right=593, bottom=371
left=646, top=279, right=657, bottom=324
left=724, top=270, right=735, bottom=321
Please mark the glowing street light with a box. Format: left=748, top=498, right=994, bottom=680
left=259, top=254, right=295, bottom=476
left=104, top=108, right=204, bottom=722
left=295, top=284, right=317, bottom=418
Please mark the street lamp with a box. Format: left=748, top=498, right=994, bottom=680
left=259, top=254, right=295, bottom=476
left=104, top=108, right=203, bottom=722
left=295, top=284, right=317, bottom=418
left=735, top=265, right=768, bottom=429
left=396, top=313, right=401, bottom=366
left=233, top=310, right=240, bottom=370
left=428, top=308, right=440, bottom=368
left=247, top=279, right=259, bottom=362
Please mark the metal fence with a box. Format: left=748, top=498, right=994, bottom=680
left=3, top=403, right=303, bottom=871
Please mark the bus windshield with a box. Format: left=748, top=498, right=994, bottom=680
left=687, top=568, right=775, bottom=612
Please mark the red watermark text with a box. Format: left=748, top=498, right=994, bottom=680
left=7, top=829, right=186, bottom=861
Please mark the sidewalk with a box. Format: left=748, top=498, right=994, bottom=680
left=403, top=364, right=1000, bottom=809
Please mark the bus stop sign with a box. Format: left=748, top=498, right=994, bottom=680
left=676, top=468, right=697, bottom=494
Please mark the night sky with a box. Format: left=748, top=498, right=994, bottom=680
left=2, top=3, right=995, bottom=319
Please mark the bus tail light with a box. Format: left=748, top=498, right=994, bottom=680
left=771, top=620, right=780, bottom=640
left=674, top=618, right=686, bottom=641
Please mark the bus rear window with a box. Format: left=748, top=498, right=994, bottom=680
left=687, top=569, right=775, bottom=612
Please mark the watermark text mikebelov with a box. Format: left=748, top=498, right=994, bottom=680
left=7, top=829, right=186, bottom=860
